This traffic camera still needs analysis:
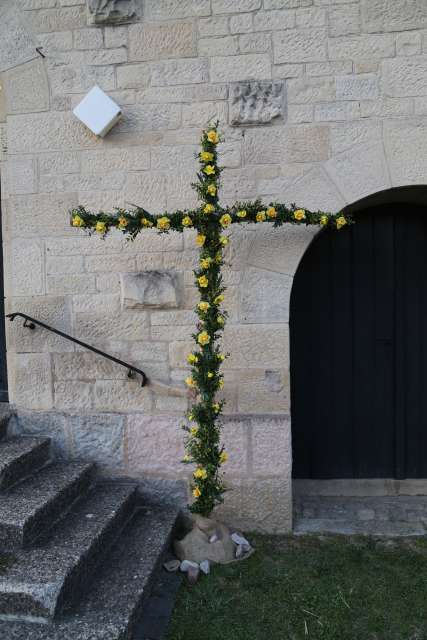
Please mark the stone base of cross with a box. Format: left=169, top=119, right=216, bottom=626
left=71, top=122, right=349, bottom=517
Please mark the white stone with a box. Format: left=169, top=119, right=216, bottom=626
left=73, top=86, right=122, bottom=137
left=10, top=239, right=44, bottom=296
left=230, top=13, right=252, bottom=33
left=5, top=156, right=35, bottom=196
left=230, top=81, right=284, bottom=125
left=335, top=74, right=378, bottom=101
left=212, top=0, right=261, bottom=13
left=127, top=415, right=185, bottom=476
left=240, top=267, right=292, bottom=323
left=253, top=9, right=295, bottom=31
left=396, top=32, right=421, bottom=57
left=282, top=166, right=346, bottom=212
left=151, top=58, right=209, bottom=86
left=73, top=27, right=103, bottom=49
left=0, top=4, right=38, bottom=72
left=384, top=118, right=427, bottom=186
left=211, top=54, right=271, bottom=83
left=328, top=34, right=395, bottom=60
left=244, top=125, right=330, bottom=164
left=314, top=101, right=360, bottom=122
left=3, top=59, right=49, bottom=114
left=274, top=28, right=327, bottom=63
left=199, top=36, right=239, bottom=57
left=328, top=4, right=360, bottom=36
left=361, top=0, right=427, bottom=33
left=198, top=16, right=229, bottom=37
left=182, top=101, right=228, bottom=128
left=129, top=21, right=196, bottom=61
left=121, top=271, right=181, bottom=309
left=13, top=353, right=53, bottom=410
left=143, top=0, right=210, bottom=20
left=382, top=56, right=427, bottom=98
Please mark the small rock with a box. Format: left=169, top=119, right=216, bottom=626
left=163, top=559, right=180, bottom=573
left=187, top=565, right=200, bottom=585
left=200, top=560, right=210, bottom=575
left=231, top=533, right=250, bottom=547
left=85, top=513, right=95, bottom=519
left=180, top=559, right=199, bottom=573
left=209, top=533, right=218, bottom=543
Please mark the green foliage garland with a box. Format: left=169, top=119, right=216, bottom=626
left=71, top=122, right=350, bottom=516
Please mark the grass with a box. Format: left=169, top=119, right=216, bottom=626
left=167, top=534, right=427, bottom=640
left=0, top=555, right=14, bottom=574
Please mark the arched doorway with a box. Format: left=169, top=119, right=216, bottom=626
left=291, top=199, right=427, bottom=481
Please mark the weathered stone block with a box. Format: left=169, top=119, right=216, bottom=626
left=39, top=152, right=80, bottom=175
left=287, top=76, right=334, bottom=104
left=129, top=21, right=196, bottom=61
left=54, top=381, right=93, bottom=410
left=25, top=6, right=86, bottom=32
left=5, top=156, right=36, bottom=196
left=121, top=271, right=182, bottom=310
left=230, top=81, right=284, bottom=125
left=253, top=9, right=295, bottom=30
left=94, top=380, right=152, bottom=411
left=0, top=5, right=37, bottom=72
left=138, top=84, right=228, bottom=104
left=250, top=416, right=291, bottom=474
left=223, top=324, right=289, bottom=370
left=230, top=13, right=252, bottom=34
left=151, top=144, right=198, bottom=171
left=199, top=16, right=229, bottom=37
left=280, top=167, right=346, bottom=213
left=287, top=104, right=313, bottom=123
left=361, top=0, right=427, bottom=33
left=360, top=97, right=413, bottom=118
left=12, top=410, right=69, bottom=458
left=9, top=239, right=44, bottom=296
left=212, top=0, right=261, bottom=12
left=330, top=120, right=382, bottom=155
left=151, top=58, right=209, bottom=86
left=182, top=101, right=228, bottom=128
left=237, top=370, right=290, bottom=413
left=199, top=36, right=239, bottom=57
left=53, top=352, right=128, bottom=380
left=239, top=33, right=271, bottom=54
left=125, top=173, right=167, bottom=214
left=75, top=311, right=150, bottom=342
left=240, top=267, right=292, bottom=324
left=221, top=419, right=249, bottom=476
left=104, top=25, right=128, bottom=48
left=296, top=6, right=326, bottom=27
left=329, top=3, right=360, bottom=36
left=47, top=274, right=96, bottom=295
left=314, top=101, right=360, bottom=122
left=127, top=415, right=184, bottom=476
left=382, top=56, right=427, bottom=98
left=244, top=124, right=330, bottom=164
left=328, top=34, right=395, bottom=60
left=396, top=32, right=421, bottom=57
left=274, top=28, right=326, bottom=63
left=3, top=59, right=49, bottom=114
left=13, top=353, right=53, bottom=410
left=211, top=54, right=271, bottom=83
left=116, top=63, right=150, bottom=89
left=70, top=414, right=125, bottom=467
left=384, top=118, right=427, bottom=186
left=85, top=255, right=136, bottom=273
left=265, top=0, right=312, bottom=7
left=81, top=147, right=150, bottom=173
left=143, top=0, right=211, bottom=20
left=336, top=74, right=378, bottom=101
left=74, top=27, right=103, bottom=49
left=86, top=0, right=141, bottom=24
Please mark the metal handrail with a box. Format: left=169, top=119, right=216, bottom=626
left=6, top=312, right=147, bottom=387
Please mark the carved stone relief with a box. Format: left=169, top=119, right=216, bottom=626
left=87, top=0, right=140, bottom=25
left=230, top=81, right=285, bottom=126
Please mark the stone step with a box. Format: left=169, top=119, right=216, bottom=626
left=0, top=504, right=179, bottom=639
left=0, top=438, right=51, bottom=490
left=0, top=462, right=95, bottom=550
left=294, top=495, right=427, bottom=522
left=0, top=483, right=138, bottom=622
left=293, top=517, right=427, bottom=537
left=0, top=416, right=9, bottom=441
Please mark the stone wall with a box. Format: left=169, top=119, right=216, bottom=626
left=1, top=0, right=427, bottom=532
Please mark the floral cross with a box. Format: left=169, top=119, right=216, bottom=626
left=71, top=122, right=349, bottom=517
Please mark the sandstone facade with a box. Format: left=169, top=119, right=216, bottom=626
left=0, top=0, right=426, bottom=533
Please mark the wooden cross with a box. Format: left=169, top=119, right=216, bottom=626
left=71, top=122, right=349, bottom=517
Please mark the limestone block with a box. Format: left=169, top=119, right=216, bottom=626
left=151, top=58, right=209, bottom=86
left=96, top=273, right=121, bottom=293
left=182, top=101, right=228, bottom=128
left=94, top=379, right=152, bottom=411
left=116, top=64, right=150, bottom=89
left=0, top=5, right=37, bottom=72
left=19, top=0, right=57, bottom=10
left=382, top=56, right=427, bottom=98
left=336, top=74, right=378, bottom=101
left=9, top=239, right=44, bottom=296
left=211, top=54, right=271, bottom=83
left=230, top=81, right=284, bottom=126
left=214, top=477, right=292, bottom=533
left=104, top=25, right=128, bottom=48
left=199, top=16, right=229, bottom=37
left=81, top=147, right=149, bottom=174
left=47, top=274, right=96, bottom=295
left=361, top=0, right=427, bottom=33
left=329, top=3, right=360, bottom=36
left=130, top=341, right=169, bottom=362
left=85, top=255, right=136, bottom=273
left=244, top=124, right=330, bottom=164
left=39, top=152, right=80, bottom=175
left=46, top=235, right=124, bottom=256
left=0, top=82, right=6, bottom=123
left=314, top=101, right=360, bottom=122
left=5, top=191, right=76, bottom=238
left=296, top=6, right=326, bottom=27
left=14, top=353, right=53, bottom=410
left=86, top=0, right=141, bottom=24
left=36, top=30, right=74, bottom=52
left=239, top=33, right=271, bottom=54
left=151, top=310, right=196, bottom=327
left=127, top=414, right=184, bottom=476
left=221, top=419, right=249, bottom=476
left=199, top=35, right=238, bottom=57
left=70, top=414, right=125, bottom=467
left=151, top=145, right=198, bottom=172
left=306, top=60, right=352, bottom=77
left=221, top=168, right=257, bottom=199
left=12, top=410, right=69, bottom=458
left=288, top=104, right=313, bottom=123
left=74, top=27, right=103, bottom=49
left=223, top=324, right=289, bottom=370
left=118, top=104, right=181, bottom=133
left=54, top=381, right=93, bottom=410
left=135, top=254, right=165, bottom=271
left=237, top=369, right=290, bottom=413
left=240, top=267, right=292, bottom=324
left=139, top=84, right=228, bottom=104
left=127, top=230, right=183, bottom=253
left=3, top=59, right=49, bottom=114
left=212, top=0, right=261, bottom=12
left=218, top=143, right=241, bottom=169
left=155, top=396, right=188, bottom=413
left=360, top=98, right=413, bottom=119
left=125, top=173, right=166, bottom=214
left=129, top=21, right=196, bottom=61
left=169, top=340, right=193, bottom=369
left=325, top=142, right=390, bottom=204
left=8, top=112, right=99, bottom=154
left=396, top=32, right=421, bottom=57
left=253, top=9, right=295, bottom=30
left=121, top=271, right=182, bottom=310
left=166, top=174, right=200, bottom=211
left=162, top=251, right=199, bottom=271
left=250, top=416, right=291, bottom=474
left=330, top=120, right=383, bottom=155
left=25, top=6, right=86, bottom=32
left=328, top=34, right=395, bottom=61
left=274, top=28, right=326, bottom=64
left=6, top=296, right=73, bottom=353
left=143, top=0, right=211, bottom=20
left=5, top=157, right=35, bottom=196
left=83, top=47, right=127, bottom=65
left=383, top=118, right=427, bottom=186
left=75, top=311, right=149, bottom=342
left=47, top=255, right=87, bottom=275
left=248, top=224, right=316, bottom=279
left=287, top=76, right=334, bottom=104
left=151, top=324, right=194, bottom=341
left=230, top=13, right=252, bottom=34
left=53, top=352, right=128, bottom=380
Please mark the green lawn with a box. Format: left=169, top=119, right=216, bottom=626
left=167, top=534, right=427, bottom=640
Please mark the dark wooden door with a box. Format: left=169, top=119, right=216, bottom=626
left=290, top=204, right=427, bottom=479
left=0, top=188, right=8, bottom=402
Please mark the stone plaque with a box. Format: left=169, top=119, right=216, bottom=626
left=87, top=0, right=140, bottom=25
left=230, top=81, right=285, bottom=126
left=121, top=271, right=182, bottom=309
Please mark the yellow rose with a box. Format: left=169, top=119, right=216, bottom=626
left=193, top=487, right=201, bottom=498
left=194, top=467, right=208, bottom=480
left=293, top=209, right=306, bottom=221
left=219, top=236, right=229, bottom=246
left=118, top=216, right=128, bottom=229
left=218, top=353, right=225, bottom=361
left=320, top=215, right=328, bottom=226
left=212, top=403, right=220, bottom=412
left=201, top=151, right=214, bottom=162
left=267, top=207, right=277, bottom=219
left=141, top=217, right=153, bottom=227
left=198, top=275, right=209, bottom=288
left=200, top=257, right=212, bottom=269
left=188, top=413, right=194, bottom=421
left=218, top=379, right=224, bottom=389
left=185, top=376, right=196, bottom=388
left=182, top=454, right=191, bottom=462
left=187, top=353, right=198, bottom=364
left=336, top=215, right=347, bottom=230
left=207, top=130, right=219, bottom=144
left=217, top=315, right=224, bottom=325
left=157, top=216, right=170, bottom=231
left=215, top=252, right=222, bottom=264
left=96, top=221, right=106, bottom=234
left=203, top=203, right=215, bottom=214
left=196, top=234, right=206, bottom=247
left=198, top=331, right=210, bottom=346
left=256, top=211, right=266, bottom=222
left=220, top=451, right=228, bottom=464
left=198, top=301, right=210, bottom=312
left=207, top=184, right=217, bottom=196
left=72, top=215, right=85, bottom=227
left=182, top=215, right=193, bottom=227
left=190, top=426, right=199, bottom=436
left=207, top=372, right=214, bottom=378
left=220, top=213, right=232, bottom=228
left=203, top=165, right=215, bottom=176
left=237, top=210, right=247, bottom=218
left=214, top=294, right=224, bottom=304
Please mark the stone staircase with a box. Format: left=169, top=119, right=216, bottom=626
left=0, top=415, right=180, bottom=639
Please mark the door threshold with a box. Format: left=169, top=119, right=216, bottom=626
left=293, top=478, right=427, bottom=497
